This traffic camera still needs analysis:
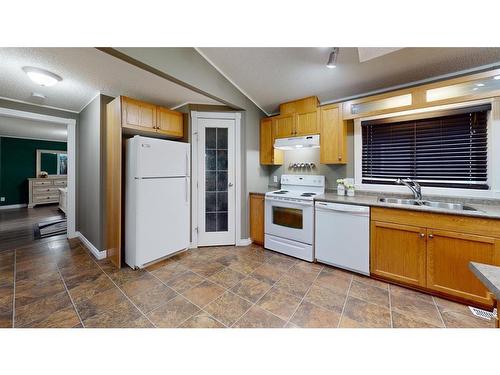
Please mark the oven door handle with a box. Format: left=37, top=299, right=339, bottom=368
left=265, top=198, right=313, bottom=207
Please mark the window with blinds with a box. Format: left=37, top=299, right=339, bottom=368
left=361, top=104, right=490, bottom=189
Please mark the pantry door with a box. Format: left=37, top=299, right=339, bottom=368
left=196, top=117, right=235, bottom=246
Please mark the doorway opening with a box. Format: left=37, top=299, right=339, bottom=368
left=0, top=107, right=76, bottom=252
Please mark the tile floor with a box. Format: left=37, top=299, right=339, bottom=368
left=0, top=237, right=495, bottom=328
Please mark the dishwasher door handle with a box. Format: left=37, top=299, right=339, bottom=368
left=315, top=202, right=370, bottom=215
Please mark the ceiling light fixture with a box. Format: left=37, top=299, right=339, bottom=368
left=494, top=75, right=500, bottom=80
left=475, top=83, right=485, bottom=87
left=22, top=66, right=62, bottom=87
left=326, top=48, right=339, bottom=69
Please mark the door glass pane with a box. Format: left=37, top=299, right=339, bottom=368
left=205, top=127, right=228, bottom=232
left=272, top=206, right=303, bottom=229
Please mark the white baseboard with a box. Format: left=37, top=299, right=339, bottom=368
left=0, top=203, right=27, bottom=210
left=75, top=231, right=107, bottom=260
left=236, top=238, right=252, bottom=246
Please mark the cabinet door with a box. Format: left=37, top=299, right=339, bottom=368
left=121, top=97, right=157, bottom=130
left=260, top=118, right=283, bottom=165
left=157, top=107, right=183, bottom=138
left=426, top=230, right=498, bottom=306
left=295, top=110, right=319, bottom=136
left=249, top=194, right=265, bottom=245
left=319, top=104, right=347, bottom=164
left=272, top=113, right=295, bottom=138
left=371, top=221, right=427, bottom=287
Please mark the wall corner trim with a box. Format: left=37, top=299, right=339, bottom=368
left=76, top=231, right=107, bottom=260
left=236, top=238, right=252, bottom=246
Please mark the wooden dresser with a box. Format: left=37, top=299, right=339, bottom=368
left=28, top=177, right=67, bottom=208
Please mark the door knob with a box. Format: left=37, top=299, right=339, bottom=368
left=228, top=182, right=234, bottom=187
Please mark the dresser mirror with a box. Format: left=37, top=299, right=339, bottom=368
left=36, top=149, right=68, bottom=177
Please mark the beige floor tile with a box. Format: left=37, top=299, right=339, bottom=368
left=76, top=287, right=128, bottom=320
left=348, top=280, right=389, bottom=308
left=313, top=268, right=352, bottom=293
left=390, top=290, right=443, bottom=327
left=187, top=261, right=226, bottom=277
left=83, top=300, right=144, bottom=328
left=265, top=254, right=298, bottom=271
left=441, top=310, right=495, bottom=328
left=180, top=311, right=225, bottom=328
left=233, top=305, right=286, bottom=328
left=14, top=290, right=73, bottom=327
left=231, top=277, right=273, bottom=303
left=340, top=296, right=391, bottom=328
left=228, top=258, right=263, bottom=275
left=352, top=274, right=389, bottom=290
left=304, top=284, right=346, bottom=312
left=434, top=296, right=475, bottom=316
left=130, top=284, right=178, bottom=314
left=286, top=262, right=323, bottom=283
left=23, top=306, right=81, bottom=328
left=147, top=295, right=200, bottom=328
left=166, top=271, right=205, bottom=293
left=257, top=287, right=302, bottom=321
left=290, top=301, right=341, bottom=328
left=14, top=277, right=66, bottom=307
left=251, top=263, right=285, bottom=284
left=151, top=262, right=189, bottom=283
left=66, top=273, right=115, bottom=304
left=390, top=284, right=434, bottom=304
left=204, top=292, right=253, bottom=326
left=274, top=274, right=312, bottom=299
left=121, top=273, right=164, bottom=297
left=209, top=267, right=246, bottom=289
left=392, top=311, right=442, bottom=328
left=182, top=280, right=226, bottom=307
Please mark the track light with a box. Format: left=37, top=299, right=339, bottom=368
left=326, top=48, right=339, bottom=69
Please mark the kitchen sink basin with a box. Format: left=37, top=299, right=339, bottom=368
left=378, top=197, right=478, bottom=211
left=378, top=197, right=419, bottom=205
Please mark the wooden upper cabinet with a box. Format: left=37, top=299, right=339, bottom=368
left=426, top=230, right=498, bottom=305
left=157, top=107, right=183, bottom=138
left=272, top=113, right=296, bottom=138
left=121, top=96, right=156, bottom=130
left=371, top=221, right=427, bottom=287
left=295, top=109, right=319, bottom=136
left=260, top=118, right=283, bottom=165
left=280, top=96, right=319, bottom=115
left=320, top=104, right=347, bottom=164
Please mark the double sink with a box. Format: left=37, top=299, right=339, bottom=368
left=378, top=197, right=478, bottom=212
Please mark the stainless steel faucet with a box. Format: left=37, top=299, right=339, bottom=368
left=396, top=178, right=422, bottom=201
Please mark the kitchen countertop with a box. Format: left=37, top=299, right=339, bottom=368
left=469, top=262, right=500, bottom=300
left=315, top=192, right=500, bottom=219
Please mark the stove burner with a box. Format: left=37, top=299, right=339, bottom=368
left=273, top=190, right=289, bottom=195
left=300, top=193, right=316, bottom=197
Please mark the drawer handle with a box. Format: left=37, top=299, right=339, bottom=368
left=419, top=233, right=425, bottom=238
left=428, top=234, right=434, bottom=239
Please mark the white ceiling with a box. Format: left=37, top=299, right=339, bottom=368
left=197, top=47, right=500, bottom=114
left=0, top=115, right=67, bottom=142
left=0, top=48, right=222, bottom=113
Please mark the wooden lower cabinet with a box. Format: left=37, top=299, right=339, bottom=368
left=249, top=193, right=265, bottom=245
left=426, top=230, right=500, bottom=305
left=371, top=221, right=427, bottom=287
left=370, top=207, right=500, bottom=307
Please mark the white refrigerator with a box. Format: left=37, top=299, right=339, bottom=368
left=125, top=136, right=190, bottom=269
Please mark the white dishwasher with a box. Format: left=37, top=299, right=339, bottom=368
left=315, top=201, right=370, bottom=275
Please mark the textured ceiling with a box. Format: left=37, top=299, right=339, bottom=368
left=0, top=115, right=67, bottom=142
left=0, top=48, right=221, bottom=113
left=197, top=47, right=500, bottom=114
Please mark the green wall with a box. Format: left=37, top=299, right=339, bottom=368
left=0, top=137, right=67, bottom=206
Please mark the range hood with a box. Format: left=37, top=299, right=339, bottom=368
left=274, top=135, right=320, bottom=150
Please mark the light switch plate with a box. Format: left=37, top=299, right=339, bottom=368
left=273, top=176, right=278, bottom=183
left=0, top=197, right=5, bottom=202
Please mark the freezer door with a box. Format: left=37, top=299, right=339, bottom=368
left=133, top=136, right=190, bottom=178
left=133, top=177, right=190, bottom=267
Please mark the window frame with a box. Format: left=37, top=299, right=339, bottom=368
left=354, top=98, right=500, bottom=199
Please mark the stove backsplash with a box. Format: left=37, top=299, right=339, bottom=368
left=268, top=146, right=354, bottom=190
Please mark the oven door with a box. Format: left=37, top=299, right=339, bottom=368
left=265, top=197, right=313, bottom=245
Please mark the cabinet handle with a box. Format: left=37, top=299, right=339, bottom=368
left=428, top=234, right=434, bottom=239
left=419, top=233, right=425, bottom=238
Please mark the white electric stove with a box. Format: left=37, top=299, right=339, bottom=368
left=264, top=175, right=325, bottom=262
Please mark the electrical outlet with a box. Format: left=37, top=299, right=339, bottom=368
left=273, top=176, right=278, bottom=183
left=0, top=197, right=5, bottom=202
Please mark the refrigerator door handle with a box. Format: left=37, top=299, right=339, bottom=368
left=185, top=177, right=189, bottom=203
left=185, top=152, right=189, bottom=176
